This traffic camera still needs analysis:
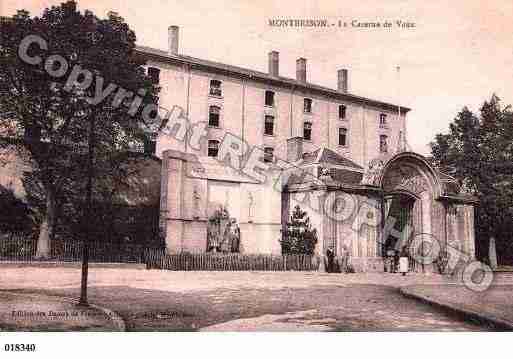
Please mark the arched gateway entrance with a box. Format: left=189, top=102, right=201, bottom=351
left=377, top=152, right=444, bottom=272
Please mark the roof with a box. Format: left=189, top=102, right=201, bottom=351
left=300, top=147, right=363, bottom=170
left=436, top=170, right=462, bottom=195
left=285, top=148, right=364, bottom=187
left=134, top=45, right=411, bottom=114
left=330, top=168, right=364, bottom=184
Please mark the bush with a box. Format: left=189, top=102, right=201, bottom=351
left=280, top=205, right=318, bottom=255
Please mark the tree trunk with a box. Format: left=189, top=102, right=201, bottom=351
left=35, top=186, right=55, bottom=259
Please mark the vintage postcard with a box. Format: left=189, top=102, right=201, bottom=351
left=0, top=0, right=511, bottom=356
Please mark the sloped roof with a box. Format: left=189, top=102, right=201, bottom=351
left=436, top=170, right=462, bottom=195
left=135, top=45, right=411, bottom=114
left=330, top=168, right=364, bottom=184
left=300, top=147, right=363, bottom=170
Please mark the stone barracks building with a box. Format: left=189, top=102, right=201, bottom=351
left=135, top=26, right=478, bottom=272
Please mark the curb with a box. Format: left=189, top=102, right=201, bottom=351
left=400, top=287, right=513, bottom=331
left=0, top=290, right=127, bottom=332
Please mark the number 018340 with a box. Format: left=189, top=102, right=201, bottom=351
left=4, top=344, right=36, bottom=352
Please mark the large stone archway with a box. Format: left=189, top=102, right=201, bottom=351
left=377, top=152, right=444, bottom=272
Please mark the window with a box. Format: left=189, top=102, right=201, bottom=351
left=379, top=113, right=387, bottom=127
left=303, top=121, right=312, bottom=141
left=265, top=90, right=275, bottom=107
left=208, top=140, right=220, bottom=157
left=380, top=134, right=388, bottom=153
left=148, top=67, right=160, bottom=84
left=338, top=127, right=347, bottom=146
left=209, top=79, right=222, bottom=97
left=264, top=147, right=274, bottom=163
left=208, top=105, right=220, bottom=127
left=264, top=115, right=274, bottom=136
left=339, top=105, right=346, bottom=119
left=304, top=98, right=312, bottom=113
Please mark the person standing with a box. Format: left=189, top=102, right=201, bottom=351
left=230, top=220, right=240, bottom=253
left=326, top=247, right=335, bottom=273
left=386, top=248, right=395, bottom=272
left=339, top=244, right=349, bottom=273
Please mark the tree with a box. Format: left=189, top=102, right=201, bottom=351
left=0, top=185, right=35, bottom=233
left=0, top=2, right=159, bottom=257
left=430, top=94, right=513, bottom=262
left=280, top=205, right=318, bottom=255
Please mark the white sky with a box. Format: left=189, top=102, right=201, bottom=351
left=2, top=0, right=513, bottom=155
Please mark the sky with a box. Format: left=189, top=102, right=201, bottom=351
left=2, top=0, right=513, bottom=155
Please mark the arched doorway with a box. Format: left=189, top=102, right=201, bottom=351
left=377, top=152, right=443, bottom=272
left=383, top=192, right=415, bottom=255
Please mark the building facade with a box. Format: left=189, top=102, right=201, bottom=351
left=137, top=26, right=478, bottom=272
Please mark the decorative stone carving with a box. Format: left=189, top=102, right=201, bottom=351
left=318, top=166, right=332, bottom=181
left=192, top=186, right=201, bottom=219
left=207, top=206, right=240, bottom=253
left=395, top=175, right=427, bottom=195
left=382, top=163, right=429, bottom=196
left=247, top=191, right=254, bottom=222
left=361, top=158, right=385, bottom=185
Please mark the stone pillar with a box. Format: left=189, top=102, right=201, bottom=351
left=161, top=150, right=187, bottom=253
left=489, top=236, right=498, bottom=270
left=463, top=204, right=476, bottom=260
left=421, top=192, right=432, bottom=236
left=411, top=199, right=423, bottom=273
left=420, top=192, right=434, bottom=273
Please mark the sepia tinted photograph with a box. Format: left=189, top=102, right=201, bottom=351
left=0, top=1, right=512, bottom=350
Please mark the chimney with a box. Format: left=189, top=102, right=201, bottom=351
left=168, top=25, right=179, bottom=55
left=268, top=51, right=279, bottom=77
left=296, top=58, right=307, bottom=82
left=286, top=137, right=304, bottom=162
left=337, top=69, right=348, bottom=93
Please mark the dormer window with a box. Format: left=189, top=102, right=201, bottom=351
left=265, top=90, right=275, bottom=107
left=208, top=105, right=220, bottom=127
left=304, top=98, right=312, bottom=113
left=339, top=105, right=346, bottom=119
left=379, top=113, right=387, bottom=127
left=209, top=79, right=222, bottom=97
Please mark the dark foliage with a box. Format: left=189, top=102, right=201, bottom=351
left=0, top=2, right=160, bottom=255
left=280, top=205, right=318, bottom=255
left=0, top=185, right=35, bottom=233
left=430, top=94, right=513, bottom=263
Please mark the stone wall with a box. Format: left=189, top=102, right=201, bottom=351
left=160, top=149, right=282, bottom=254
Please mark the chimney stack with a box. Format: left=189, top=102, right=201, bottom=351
left=268, top=51, right=279, bottom=77
left=337, top=69, right=348, bottom=93
left=296, top=58, right=307, bottom=82
left=168, top=25, right=179, bottom=55
left=286, top=137, right=304, bottom=162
